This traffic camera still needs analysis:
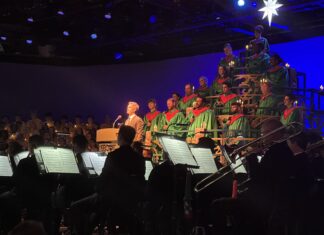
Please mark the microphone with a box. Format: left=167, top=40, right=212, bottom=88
left=113, top=115, right=122, bottom=128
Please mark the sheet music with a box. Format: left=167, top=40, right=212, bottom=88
left=90, top=154, right=107, bottom=175
left=35, top=147, right=79, bottom=174
left=220, top=146, right=247, bottom=174
left=13, top=151, right=29, bottom=166
left=81, top=152, right=95, bottom=168
left=145, top=161, right=154, bottom=180
left=190, top=148, right=217, bottom=174
left=231, top=155, right=247, bottom=174
left=160, top=137, right=198, bottom=166
left=0, top=156, right=13, bottom=177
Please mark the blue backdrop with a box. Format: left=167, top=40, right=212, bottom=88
left=0, top=36, right=323, bottom=122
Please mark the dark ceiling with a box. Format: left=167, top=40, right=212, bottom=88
left=0, top=0, right=323, bottom=65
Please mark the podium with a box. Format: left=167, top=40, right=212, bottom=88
left=96, top=128, right=119, bottom=153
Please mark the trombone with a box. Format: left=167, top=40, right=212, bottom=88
left=194, top=122, right=304, bottom=193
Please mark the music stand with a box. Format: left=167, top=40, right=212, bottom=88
left=189, top=147, right=218, bottom=174
left=13, top=151, right=29, bottom=166
left=81, top=152, right=107, bottom=176
left=0, top=155, right=13, bottom=177
left=34, top=146, right=80, bottom=174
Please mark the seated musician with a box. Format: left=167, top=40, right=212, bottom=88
left=178, top=83, right=197, bottom=115
left=215, top=82, right=239, bottom=115
left=194, top=76, right=211, bottom=99
left=125, top=101, right=144, bottom=142
left=266, top=53, right=289, bottom=95
left=280, top=94, right=303, bottom=126
left=11, top=135, right=53, bottom=233
left=160, top=98, right=188, bottom=138
left=70, top=125, right=145, bottom=235
left=187, top=96, right=217, bottom=141
left=244, top=119, right=295, bottom=235
left=246, top=41, right=270, bottom=75
left=225, top=102, right=250, bottom=139
left=143, top=99, right=161, bottom=134
left=212, top=65, right=231, bottom=95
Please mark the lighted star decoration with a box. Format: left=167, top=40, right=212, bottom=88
left=259, top=0, right=283, bottom=26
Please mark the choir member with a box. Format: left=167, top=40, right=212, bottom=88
left=266, top=53, right=289, bottom=94
left=280, top=94, right=303, bottom=126
left=255, top=79, right=279, bottom=116
left=160, top=98, right=188, bottom=138
left=178, top=83, right=197, bottom=114
left=225, top=102, right=250, bottom=139
left=249, top=25, right=270, bottom=54
left=216, top=82, right=239, bottom=115
left=187, top=96, right=217, bottom=139
left=212, top=65, right=231, bottom=95
left=218, top=43, right=240, bottom=70
left=143, top=99, right=161, bottom=133
left=195, top=76, right=211, bottom=99
left=246, top=41, right=270, bottom=74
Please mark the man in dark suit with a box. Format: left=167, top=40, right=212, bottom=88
left=125, top=101, right=144, bottom=142
left=70, top=125, right=145, bottom=235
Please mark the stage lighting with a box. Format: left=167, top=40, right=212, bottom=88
left=237, top=0, right=245, bottom=7
left=26, top=39, right=33, bottom=44
left=104, top=13, right=112, bottom=20
left=114, top=52, right=123, bottom=60
left=149, top=15, right=157, bottom=24
left=63, top=31, right=69, bottom=36
left=27, top=17, right=34, bottom=23
left=251, top=1, right=257, bottom=7
left=90, top=33, right=97, bottom=39
left=57, top=10, right=64, bottom=16
left=0, top=36, right=7, bottom=41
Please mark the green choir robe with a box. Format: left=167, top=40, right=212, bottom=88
left=216, top=93, right=239, bottom=115
left=211, top=77, right=231, bottom=95
left=178, top=94, right=197, bottom=114
left=266, top=66, right=289, bottom=95
left=195, top=86, right=212, bottom=99
left=187, top=107, right=217, bottom=138
left=280, top=107, right=302, bottom=126
left=160, top=109, right=188, bottom=138
left=226, top=114, right=251, bottom=138
left=143, top=110, right=162, bottom=133
left=218, top=55, right=240, bottom=78
left=250, top=37, right=270, bottom=53
left=256, top=94, right=279, bottom=116
left=218, top=55, right=240, bottom=69
left=247, top=53, right=270, bottom=74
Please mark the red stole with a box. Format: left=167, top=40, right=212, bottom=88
left=145, top=110, right=160, bottom=121
left=229, top=114, right=244, bottom=125
left=283, top=107, right=297, bottom=120
left=192, top=107, right=209, bottom=117
left=182, top=94, right=197, bottom=104
left=220, top=93, right=237, bottom=104
left=165, top=110, right=179, bottom=122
